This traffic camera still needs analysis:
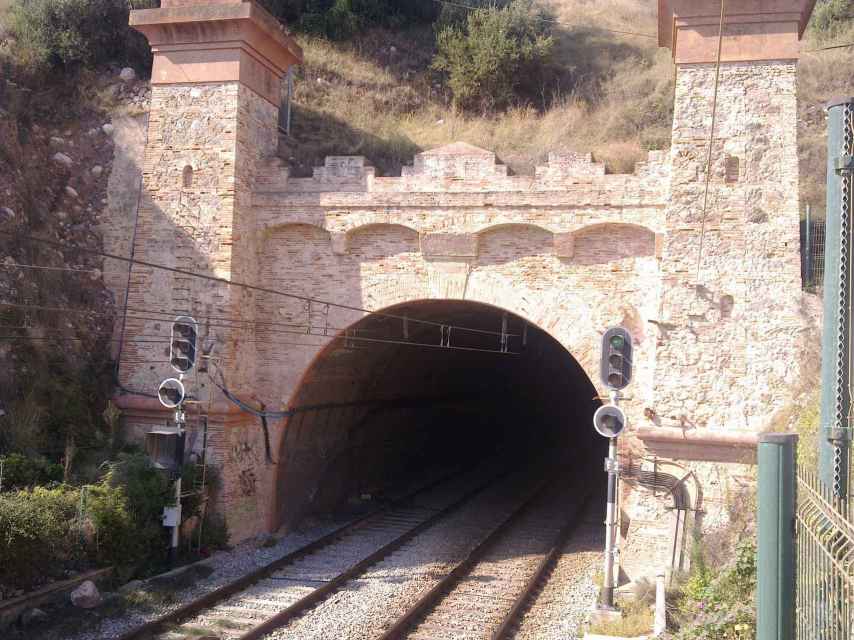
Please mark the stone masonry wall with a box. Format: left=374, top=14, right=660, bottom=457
left=115, top=51, right=811, bottom=579
left=639, top=61, right=812, bottom=562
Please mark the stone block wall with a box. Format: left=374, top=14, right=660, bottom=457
left=114, top=0, right=817, bottom=579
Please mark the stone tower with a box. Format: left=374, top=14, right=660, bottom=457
left=120, top=0, right=301, bottom=540
left=624, top=0, right=815, bottom=573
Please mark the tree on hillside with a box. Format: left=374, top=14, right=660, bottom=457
left=260, top=0, right=439, bottom=39
left=432, top=0, right=556, bottom=113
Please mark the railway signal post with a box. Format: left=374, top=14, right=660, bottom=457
left=594, top=327, right=632, bottom=611
left=153, top=316, right=198, bottom=564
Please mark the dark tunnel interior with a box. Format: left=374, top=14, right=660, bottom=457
left=274, top=300, right=606, bottom=528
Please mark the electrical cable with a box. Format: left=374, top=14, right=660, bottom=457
left=1, top=296, right=522, bottom=341
left=694, top=0, right=726, bottom=285
left=804, top=42, right=854, bottom=53
left=0, top=302, right=520, bottom=353
left=0, top=231, right=514, bottom=339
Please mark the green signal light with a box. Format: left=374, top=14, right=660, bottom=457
left=609, top=334, right=625, bottom=349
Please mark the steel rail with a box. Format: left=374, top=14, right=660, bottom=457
left=376, top=476, right=555, bottom=640
left=116, top=467, right=478, bottom=640
left=490, top=494, right=592, bottom=640
left=234, top=470, right=511, bottom=640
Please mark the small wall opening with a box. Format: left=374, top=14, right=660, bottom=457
left=274, top=299, right=605, bottom=529
left=182, top=165, right=194, bottom=188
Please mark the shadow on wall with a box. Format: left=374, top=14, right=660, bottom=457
left=282, top=105, right=422, bottom=178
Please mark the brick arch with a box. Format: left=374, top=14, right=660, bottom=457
left=272, top=298, right=604, bottom=529
left=571, top=222, right=657, bottom=265
left=346, top=223, right=422, bottom=258
left=475, top=224, right=557, bottom=274
left=338, top=218, right=422, bottom=237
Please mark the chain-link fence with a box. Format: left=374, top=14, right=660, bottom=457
left=802, top=218, right=827, bottom=292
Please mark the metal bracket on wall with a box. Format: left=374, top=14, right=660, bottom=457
left=835, top=155, right=854, bottom=175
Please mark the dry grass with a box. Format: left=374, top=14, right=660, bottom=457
left=588, top=597, right=654, bottom=637
left=284, top=0, right=846, bottom=197
left=798, top=18, right=854, bottom=218
left=284, top=0, right=672, bottom=176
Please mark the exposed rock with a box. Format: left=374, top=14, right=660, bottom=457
left=49, top=136, right=65, bottom=147
left=102, top=123, right=115, bottom=136
left=65, top=186, right=79, bottom=199
left=118, top=579, right=143, bottom=594
left=0, top=207, right=14, bottom=220
left=20, top=608, right=47, bottom=627
left=119, top=67, right=137, bottom=83
left=52, top=152, right=73, bottom=168
left=91, top=165, right=104, bottom=178
left=70, top=580, right=101, bottom=608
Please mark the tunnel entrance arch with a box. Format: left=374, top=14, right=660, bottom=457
left=273, top=299, right=605, bottom=529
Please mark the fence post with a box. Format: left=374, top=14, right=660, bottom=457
left=818, top=97, right=854, bottom=497
left=757, top=432, right=797, bottom=640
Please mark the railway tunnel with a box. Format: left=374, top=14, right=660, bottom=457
left=274, top=300, right=606, bottom=529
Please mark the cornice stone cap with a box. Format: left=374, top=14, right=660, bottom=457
left=130, top=0, right=302, bottom=104
left=658, top=0, right=817, bottom=63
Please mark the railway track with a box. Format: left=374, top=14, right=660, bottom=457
left=378, top=481, right=590, bottom=640
left=117, top=464, right=592, bottom=640
left=117, top=463, right=515, bottom=640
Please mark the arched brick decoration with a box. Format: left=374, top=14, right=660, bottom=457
left=477, top=224, right=555, bottom=266
left=572, top=224, right=656, bottom=266
left=347, top=224, right=422, bottom=259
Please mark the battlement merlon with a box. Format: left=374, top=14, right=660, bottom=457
left=130, top=0, right=302, bottom=105
left=658, top=0, right=817, bottom=64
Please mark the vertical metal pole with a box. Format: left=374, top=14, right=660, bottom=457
left=654, top=570, right=666, bottom=636
left=286, top=66, right=293, bottom=136
left=757, top=433, right=797, bottom=640
left=168, top=408, right=186, bottom=565
left=806, top=203, right=812, bottom=288
left=601, top=437, right=618, bottom=608
left=600, top=390, right=620, bottom=610
left=819, top=98, right=854, bottom=497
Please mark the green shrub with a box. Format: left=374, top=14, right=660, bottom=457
left=0, top=453, right=63, bottom=491
left=261, top=0, right=438, bottom=38
left=432, top=0, right=555, bottom=112
left=0, top=485, right=80, bottom=588
left=7, top=0, right=153, bottom=75
left=667, top=540, right=757, bottom=639
left=810, top=0, right=853, bottom=42
left=99, top=452, right=171, bottom=569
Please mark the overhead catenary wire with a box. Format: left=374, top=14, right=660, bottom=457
left=694, top=0, right=726, bottom=285
left=804, top=42, right=854, bottom=53
left=0, top=296, right=522, bottom=339
left=0, top=232, right=514, bottom=340
left=0, top=302, right=520, bottom=354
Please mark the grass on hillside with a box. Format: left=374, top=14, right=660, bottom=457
left=282, top=0, right=671, bottom=177
left=798, top=17, right=854, bottom=217
left=282, top=0, right=853, bottom=219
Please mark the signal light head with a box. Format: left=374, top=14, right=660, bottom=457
left=170, top=316, right=198, bottom=374
left=593, top=405, right=627, bottom=438
left=158, top=378, right=186, bottom=409
left=600, top=327, right=633, bottom=391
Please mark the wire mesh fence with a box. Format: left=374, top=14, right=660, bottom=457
left=796, top=470, right=854, bottom=639
left=802, top=219, right=827, bottom=292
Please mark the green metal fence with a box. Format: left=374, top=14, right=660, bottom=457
left=796, top=470, right=854, bottom=639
